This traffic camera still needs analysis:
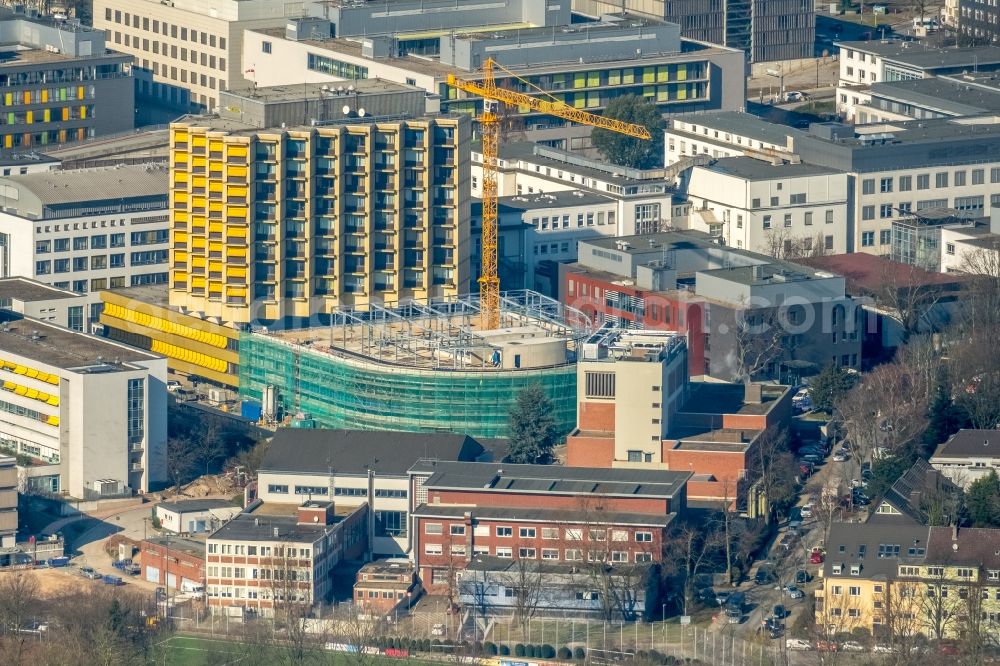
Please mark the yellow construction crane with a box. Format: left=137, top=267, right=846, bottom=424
left=447, top=58, right=651, bottom=330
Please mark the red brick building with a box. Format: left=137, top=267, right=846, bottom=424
left=140, top=537, right=206, bottom=590
left=407, top=462, right=690, bottom=593
left=353, top=560, right=421, bottom=617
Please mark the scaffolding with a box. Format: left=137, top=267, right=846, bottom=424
left=238, top=291, right=592, bottom=438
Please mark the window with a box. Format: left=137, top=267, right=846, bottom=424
left=751, top=198, right=761, bottom=208
left=73, top=236, right=88, bottom=251
left=955, top=170, right=966, bottom=186
left=565, top=548, right=582, bottom=561
left=565, top=528, right=583, bottom=541
left=518, top=547, right=536, bottom=558
left=450, top=544, right=466, bottom=556
left=496, top=547, right=512, bottom=558
left=424, top=543, right=442, bottom=555
left=825, top=209, right=834, bottom=224
left=862, top=231, right=875, bottom=246
left=784, top=213, right=792, bottom=227
left=763, top=215, right=771, bottom=229
left=261, top=41, right=272, bottom=54
left=612, top=530, right=628, bottom=542
left=936, top=172, right=949, bottom=188
left=880, top=177, right=893, bottom=193
left=770, top=196, right=779, bottom=206
left=519, top=527, right=536, bottom=538
left=831, top=586, right=843, bottom=595
left=790, top=193, right=806, bottom=204
left=627, top=450, right=642, bottom=463
left=541, top=528, right=559, bottom=540
left=450, top=525, right=466, bottom=536
left=879, top=204, right=893, bottom=218
left=294, top=485, right=326, bottom=495
left=424, top=523, right=443, bottom=535
left=589, top=529, right=606, bottom=541
left=899, top=175, right=912, bottom=191
left=585, top=371, right=615, bottom=398
left=849, top=586, right=861, bottom=596
left=917, top=174, right=930, bottom=189
left=611, top=551, right=628, bottom=562
left=636, top=532, right=653, bottom=542
left=862, top=179, right=875, bottom=195
left=946, top=243, right=956, bottom=256
left=542, top=548, right=559, bottom=560
left=957, top=568, right=974, bottom=578
left=862, top=206, right=875, bottom=221
left=267, top=484, right=288, bottom=494
left=804, top=211, right=813, bottom=226
left=880, top=229, right=891, bottom=245
left=496, top=527, right=512, bottom=537
left=972, top=169, right=984, bottom=185
left=375, top=511, right=405, bottom=537
left=54, top=238, right=69, bottom=252
left=635, top=552, right=653, bottom=563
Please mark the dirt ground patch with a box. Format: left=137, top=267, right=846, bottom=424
left=0, top=566, right=140, bottom=598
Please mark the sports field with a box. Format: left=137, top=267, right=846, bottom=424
left=160, top=635, right=442, bottom=666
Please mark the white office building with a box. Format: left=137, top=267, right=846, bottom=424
left=0, top=164, right=169, bottom=326
left=681, top=157, right=850, bottom=255
left=0, top=278, right=88, bottom=330
left=0, top=314, right=167, bottom=497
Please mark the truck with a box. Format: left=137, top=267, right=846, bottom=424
left=46, top=556, right=70, bottom=568
left=181, top=580, right=205, bottom=598
left=123, top=563, right=141, bottom=576
left=102, top=575, right=124, bottom=586
left=725, top=592, right=745, bottom=623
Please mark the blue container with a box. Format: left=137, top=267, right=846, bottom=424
left=240, top=400, right=262, bottom=421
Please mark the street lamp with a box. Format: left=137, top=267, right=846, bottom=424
left=765, top=67, right=785, bottom=103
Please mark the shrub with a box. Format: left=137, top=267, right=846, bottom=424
left=422, top=638, right=431, bottom=652
left=638, top=650, right=649, bottom=660
left=515, top=643, right=526, bottom=657
left=499, top=644, right=510, bottom=656
left=574, top=646, right=586, bottom=660
left=664, top=656, right=678, bottom=665
left=432, top=639, right=442, bottom=647
left=484, top=642, right=498, bottom=656
left=558, top=646, right=572, bottom=660
left=527, top=644, right=537, bottom=658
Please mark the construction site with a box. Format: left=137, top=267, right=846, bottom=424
left=238, top=291, right=594, bottom=439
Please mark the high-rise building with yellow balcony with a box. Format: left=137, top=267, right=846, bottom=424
left=168, top=115, right=470, bottom=325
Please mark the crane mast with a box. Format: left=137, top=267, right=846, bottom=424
left=448, top=58, right=651, bottom=330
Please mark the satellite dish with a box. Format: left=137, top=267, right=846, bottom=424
left=343, top=105, right=351, bottom=115
left=358, top=108, right=366, bottom=117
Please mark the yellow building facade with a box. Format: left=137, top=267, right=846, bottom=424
left=100, top=288, right=239, bottom=388
left=168, top=116, right=470, bottom=325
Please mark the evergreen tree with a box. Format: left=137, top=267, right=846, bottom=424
left=922, top=368, right=965, bottom=457
left=809, top=363, right=856, bottom=413
left=966, top=470, right=1000, bottom=528
left=507, top=384, right=558, bottom=464
left=591, top=95, right=666, bottom=169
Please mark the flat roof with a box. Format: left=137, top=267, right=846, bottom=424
left=143, top=536, right=206, bottom=559
left=490, top=191, right=617, bottom=212
left=250, top=27, right=735, bottom=79
left=223, top=78, right=421, bottom=103
left=156, top=498, right=236, bottom=514
left=798, top=254, right=963, bottom=295
left=209, top=505, right=360, bottom=543
left=102, top=284, right=170, bottom=308
left=1, top=163, right=168, bottom=207
left=705, top=156, right=840, bottom=180
left=870, top=77, right=1000, bottom=115
left=415, top=460, right=691, bottom=498
left=834, top=41, right=1000, bottom=70
left=681, top=382, right=786, bottom=416
left=260, top=429, right=492, bottom=476
left=0, top=314, right=161, bottom=371
left=479, top=140, right=668, bottom=186
left=669, top=111, right=805, bottom=146
left=412, top=503, right=676, bottom=528
left=0, top=277, right=80, bottom=302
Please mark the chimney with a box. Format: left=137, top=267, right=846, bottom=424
left=952, top=524, right=959, bottom=541
left=297, top=500, right=334, bottom=526
left=366, top=467, right=376, bottom=563
left=744, top=383, right=763, bottom=404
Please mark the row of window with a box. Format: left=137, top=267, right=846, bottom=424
left=43, top=274, right=164, bottom=293
left=759, top=210, right=836, bottom=230
left=35, top=252, right=166, bottom=274
left=35, top=232, right=165, bottom=253
left=424, top=542, right=653, bottom=563
left=207, top=565, right=311, bottom=582
left=208, top=543, right=311, bottom=558
left=532, top=211, right=616, bottom=230
left=265, top=483, right=407, bottom=499
left=105, top=9, right=227, bottom=51
left=424, top=523, right=653, bottom=542
left=862, top=169, right=999, bottom=194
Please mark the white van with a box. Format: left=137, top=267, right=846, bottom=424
left=180, top=580, right=205, bottom=598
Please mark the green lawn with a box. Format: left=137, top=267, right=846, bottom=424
left=160, top=635, right=441, bottom=666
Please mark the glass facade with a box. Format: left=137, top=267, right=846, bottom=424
left=127, top=378, right=144, bottom=445
left=239, top=332, right=577, bottom=439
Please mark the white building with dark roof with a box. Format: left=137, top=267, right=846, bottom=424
left=0, top=164, right=169, bottom=326
left=0, top=312, right=166, bottom=497
left=256, top=429, right=501, bottom=556
left=931, top=430, right=1000, bottom=487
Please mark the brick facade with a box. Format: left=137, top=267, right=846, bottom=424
left=140, top=538, right=205, bottom=588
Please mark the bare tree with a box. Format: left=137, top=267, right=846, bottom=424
left=166, top=435, right=197, bottom=495
left=920, top=568, right=961, bottom=642
left=0, top=572, right=40, bottom=666
left=760, top=229, right=830, bottom=260
left=732, top=306, right=785, bottom=383
left=749, top=426, right=797, bottom=524
left=876, top=579, right=924, bottom=660
left=497, top=557, right=544, bottom=633
left=664, top=524, right=719, bottom=618
left=957, top=239, right=1000, bottom=338
left=875, top=262, right=947, bottom=344
left=328, top=603, right=386, bottom=666
left=260, top=547, right=329, bottom=666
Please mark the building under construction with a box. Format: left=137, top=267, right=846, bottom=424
left=238, top=291, right=593, bottom=439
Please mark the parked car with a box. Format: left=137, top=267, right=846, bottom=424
left=767, top=623, right=784, bottom=639
left=810, top=547, right=826, bottom=564
left=778, top=533, right=799, bottom=552
left=798, top=462, right=815, bottom=478
left=832, top=450, right=849, bottom=462
left=800, top=504, right=814, bottom=519
left=801, top=453, right=823, bottom=464
left=784, top=585, right=805, bottom=599
left=850, top=478, right=867, bottom=488
left=714, top=591, right=731, bottom=606
left=841, top=641, right=865, bottom=652
left=872, top=644, right=897, bottom=654
left=697, top=587, right=716, bottom=605
left=786, top=638, right=812, bottom=651
left=799, top=447, right=826, bottom=459
left=795, top=569, right=811, bottom=584
left=166, top=380, right=181, bottom=392
left=773, top=604, right=786, bottom=619
left=79, top=566, right=101, bottom=580
left=755, top=567, right=776, bottom=585
left=783, top=91, right=806, bottom=102
left=816, top=640, right=838, bottom=652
